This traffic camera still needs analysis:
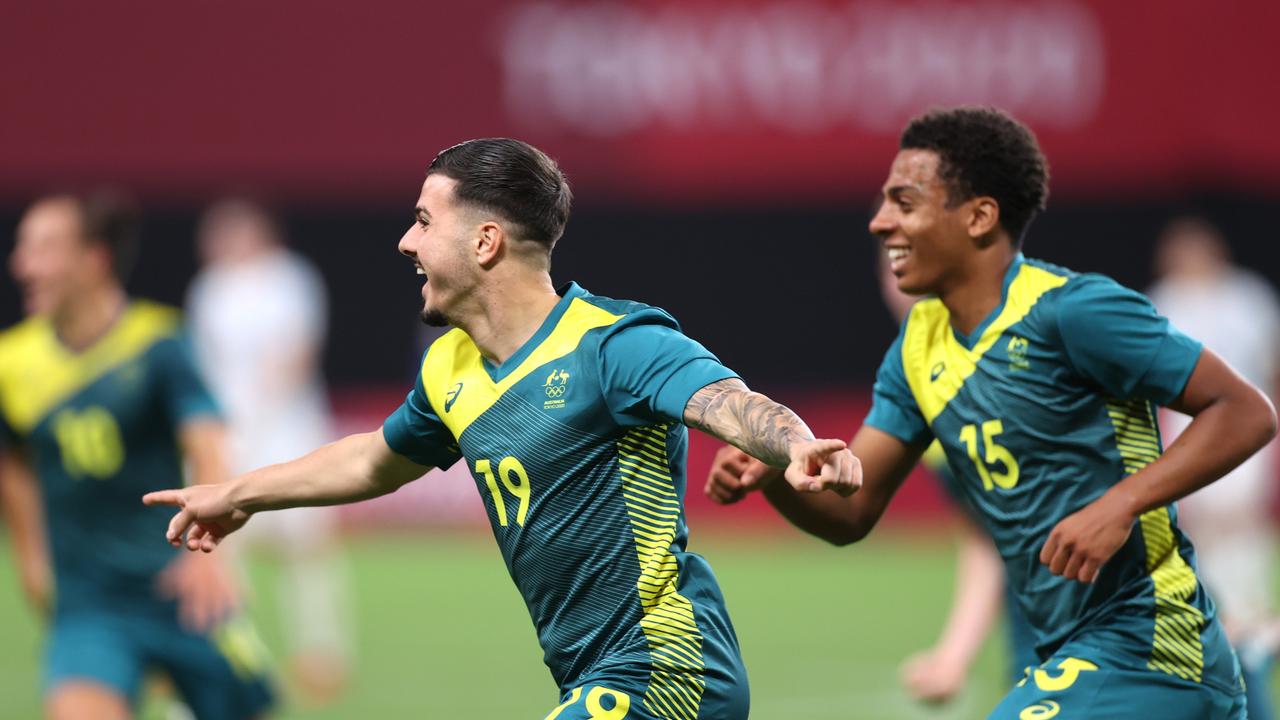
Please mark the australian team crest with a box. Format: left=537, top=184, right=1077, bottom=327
left=543, top=368, right=571, bottom=410
left=1007, top=336, right=1031, bottom=371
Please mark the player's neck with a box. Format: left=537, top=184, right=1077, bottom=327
left=939, top=251, right=1017, bottom=337
left=53, top=283, right=127, bottom=353
left=457, top=274, right=561, bottom=366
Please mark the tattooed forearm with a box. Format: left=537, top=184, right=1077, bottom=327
left=684, top=378, right=814, bottom=466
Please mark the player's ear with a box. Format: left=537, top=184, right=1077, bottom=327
left=967, top=196, right=1001, bottom=243
left=475, top=221, right=505, bottom=268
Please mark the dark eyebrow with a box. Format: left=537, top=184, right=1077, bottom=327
left=884, top=185, right=919, bottom=202
left=415, top=206, right=431, bottom=222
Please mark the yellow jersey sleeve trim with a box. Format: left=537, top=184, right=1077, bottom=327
left=421, top=297, right=624, bottom=440
left=0, top=301, right=181, bottom=435
left=902, top=264, right=1069, bottom=424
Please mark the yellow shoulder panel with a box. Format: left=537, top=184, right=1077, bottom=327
left=0, top=301, right=181, bottom=435
left=903, top=264, right=1068, bottom=424
left=422, top=297, right=624, bottom=440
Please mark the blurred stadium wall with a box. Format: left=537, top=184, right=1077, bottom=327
left=2, top=0, right=1277, bottom=526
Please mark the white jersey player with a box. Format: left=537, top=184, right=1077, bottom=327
left=187, top=199, right=352, bottom=705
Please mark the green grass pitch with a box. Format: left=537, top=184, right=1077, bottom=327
left=0, top=530, right=1269, bottom=718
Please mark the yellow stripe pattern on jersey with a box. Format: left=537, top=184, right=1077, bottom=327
left=618, top=425, right=705, bottom=720
left=1107, top=396, right=1205, bottom=682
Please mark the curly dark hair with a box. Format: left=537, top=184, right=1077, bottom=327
left=900, top=107, right=1049, bottom=245
left=427, top=138, right=572, bottom=249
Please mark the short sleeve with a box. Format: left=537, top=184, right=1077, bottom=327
left=863, top=329, right=932, bottom=445
left=598, top=311, right=739, bottom=426
left=1056, top=276, right=1203, bottom=404
left=152, top=334, right=222, bottom=424
left=382, top=356, right=463, bottom=469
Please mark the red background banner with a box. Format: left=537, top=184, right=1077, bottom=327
left=3, top=0, right=1278, bottom=204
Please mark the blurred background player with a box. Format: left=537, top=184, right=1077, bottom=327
left=1149, top=216, right=1280, bottom=720
left=186, top=198, right=353, bottom=706
left=876, top=252, right=1039, bottom=704
left=0, top=194, right=274, bottom=719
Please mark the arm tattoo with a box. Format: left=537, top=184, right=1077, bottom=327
left=684, top=378, right=813, bottom=466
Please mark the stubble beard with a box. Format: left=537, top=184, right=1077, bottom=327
left=420, top=304, right=450, bottom=327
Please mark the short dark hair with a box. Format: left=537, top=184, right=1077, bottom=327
left=78, top=191, right=141, bottom=281
left=900, top=107, right=1049, bottom=245
left=427, top=138, right=572, bottom=249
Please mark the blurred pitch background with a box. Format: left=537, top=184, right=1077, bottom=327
left=1, top=1, right=1278, bottom=718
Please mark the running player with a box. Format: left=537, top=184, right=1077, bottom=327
left=876, top=249, right=1039, bottom=704
left=707, top=107, right=1275, bottom=719
left=143, top=138, right=859, bottom=720
left=0, top=194, right=274, bottom=719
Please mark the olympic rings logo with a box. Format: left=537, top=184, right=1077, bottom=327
left=546, top=385, right=567, bottom=398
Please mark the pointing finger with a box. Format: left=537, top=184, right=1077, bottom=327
left=809, top=439, right=848, bottom=456
left=144, top=489, right=186, bottom=508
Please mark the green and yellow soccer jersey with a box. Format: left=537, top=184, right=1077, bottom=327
left=383, top=283, right=747, bottom=714
left=866, top=255, right=1230, bottom=686
left=0, top=301, right=219, bottom=612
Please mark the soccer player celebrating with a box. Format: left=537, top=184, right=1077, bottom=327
left=0, top=194, right=275, bottom=719
left=706, top=107, right=1276, bottom=719
left=877, top=249, right=1040, bottom=704
left=144, top=138, right=859, bottom=720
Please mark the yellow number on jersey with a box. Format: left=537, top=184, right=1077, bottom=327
left=51, top=406, right=125, bottom=480
left=959, top=419, right=1019, bottom=491
left=1033, top=657, right=1098, bottom=692
left=476, top=455, right=532, bottom=527
left=544, top=685, right=631, bottom=720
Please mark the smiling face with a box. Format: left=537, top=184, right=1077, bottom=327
left=9, top=198, right=105, bottom=318
left=869, top=149, right=982, bottom=297
left=397, top=174, right=482, bottom=327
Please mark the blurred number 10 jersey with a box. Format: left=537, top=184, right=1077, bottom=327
left=383, top=283, right=749, bottom=720
left=867, top=255, right=1241, bottom=694
left=0, top=302, right=217, bottom=609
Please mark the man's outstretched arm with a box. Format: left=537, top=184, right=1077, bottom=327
left=144, top=428, right=429, bottom=552
left=707, top=424, right=926, bottom=545
left=684, top=377, right=861, bottom=496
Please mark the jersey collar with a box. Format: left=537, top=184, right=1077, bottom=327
left=951, top=253, right=1025, bottom=350
left=479, top=282, right=587, bottom=383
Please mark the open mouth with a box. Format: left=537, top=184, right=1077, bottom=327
left=886, top=245, right=912, bottom=272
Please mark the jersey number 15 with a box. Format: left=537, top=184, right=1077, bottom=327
left=959, top=419, right=1020, bottom=491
